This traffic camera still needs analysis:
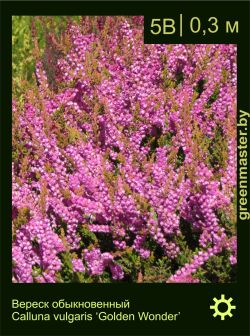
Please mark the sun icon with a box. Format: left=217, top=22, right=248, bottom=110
left=210, top=294, right=236, bottom=320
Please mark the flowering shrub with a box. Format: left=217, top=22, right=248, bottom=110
left=12, top=16, right=237, bottom=283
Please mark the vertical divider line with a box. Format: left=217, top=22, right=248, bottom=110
left=180, top=13, right=183, bottom=37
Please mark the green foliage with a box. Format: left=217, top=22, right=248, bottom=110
left=158, top=132, right=173, bottom=147
left=32, top=263, right=42, bottom=278
left=143, top=257, right=172, bottom=283
left=118, top=250, right=142, bottom=282
left=12, top=16, right=81, bottom=96
left=57, top=251, right=75, bottom=283
left=206, top=85, right=220, bottom=108
left=179, top=218, right=199, bottom=250
left=52, top=106, right=66, bottom=129
left=57, top=251, right=97, bottom=283
left=176, top=146, right=185, bottom=168
left=175, top=71, right=184, bottom=86
left=54, top=219, right=68, bottom=236
left=13, top=207, right=30, bottom=236
left=78, top=225, right=98, bottom=248
left=193, top=78, right=207, bottom=97
left=194, top=250, right=236, bottom=283
left=217, top=209, right=236, bottom=236
left=174, top=233, right=194, bottom=266
left=12, top=16, right=36, bottom=95
left=208, top=126, right=228, bottom=170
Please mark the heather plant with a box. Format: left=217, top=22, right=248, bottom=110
left=12, top=16, right=237, bottom=283
left=12, top=16, right=81, bottom=95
